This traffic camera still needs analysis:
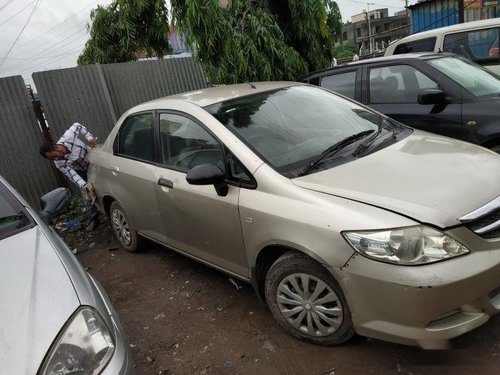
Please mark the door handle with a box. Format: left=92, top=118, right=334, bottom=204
left=158, top=178, right=173, bottom=188
left=111, top=165, right=119, bottom=176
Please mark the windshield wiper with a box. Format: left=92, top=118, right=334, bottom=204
left=299, top=130, right=374, bottom=176
left=353, top=127, right=404, bottom=157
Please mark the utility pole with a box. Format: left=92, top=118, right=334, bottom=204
left=365, top=2, right=375, bottom=55
left=405, top=0, right=411, bottom=34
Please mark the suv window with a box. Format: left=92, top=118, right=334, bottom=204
left=159, top=113, right=224, bottom=172
left=369, top=65, right=438, bottom=104
left=444, top=28, right=500, bottom=60
left=320, top=71, right=356, bottom=98
left=116, top=113, right=155, bottom=162
left=393, top=37, right=436, bottom=54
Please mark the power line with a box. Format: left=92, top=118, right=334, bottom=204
left=3, top=27, right=87, bottom=73
left=0, top=0, right=43, bottom=66
left=12, top=25, right=87, bottom=59
left=0, top=0, right=37, bottom=27
left=15, top=0, right=100, bottom=49
left=0, top=0, right=14, bottom=13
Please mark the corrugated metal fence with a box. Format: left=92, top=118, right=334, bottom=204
left=0, top=76, right=59, bottom=208
left=1, top=57, right=207, bottom=208
left=33, top=57, right=207, bottom=142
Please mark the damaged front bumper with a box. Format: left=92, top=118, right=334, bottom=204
left=332, top=226, right=500, bottom=349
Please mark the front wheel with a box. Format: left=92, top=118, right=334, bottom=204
left=110, top=201, right=142, bottom=252
left=265, top=252, right=355, bottom=346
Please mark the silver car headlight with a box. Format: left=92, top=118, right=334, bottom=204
left=40, top=307, right=115, bottom=375
left=343, top=226, right=469, bottom=265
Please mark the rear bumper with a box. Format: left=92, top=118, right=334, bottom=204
left=334, top=229, right=500, bottom=349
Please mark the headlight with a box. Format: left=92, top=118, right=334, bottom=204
left=40, top=307, right=115, bottom=375
left=343, top=226, right=469, bottom=265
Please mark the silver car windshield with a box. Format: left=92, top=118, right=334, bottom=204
left=206, top=86, right=398, bottom=174
left=427, top=56, right=500, bottom=98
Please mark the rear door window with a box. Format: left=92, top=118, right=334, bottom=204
left=393, top=37, right=437, bottom=54
left=115, top=113, right=155, bottom=162
left=320, top=71, right=357, bottom=99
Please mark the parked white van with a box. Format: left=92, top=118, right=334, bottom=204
left=385, top=18, right=500, bottom=74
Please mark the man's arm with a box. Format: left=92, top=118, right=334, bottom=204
left=55, top=162, right=86, bottom=188
left=65, top=122, right=98, bottom=146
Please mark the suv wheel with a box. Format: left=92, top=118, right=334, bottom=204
left=110, top=201, right=142, bottom=252
left=265, top=252, right=354, bottom=345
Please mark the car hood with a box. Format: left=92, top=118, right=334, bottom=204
left=293, top=131, right=500, bottom=227
left=0, top=226, right=80, bottom=375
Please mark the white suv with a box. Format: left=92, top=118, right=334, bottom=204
left=385, top=18, right=500, bottom=74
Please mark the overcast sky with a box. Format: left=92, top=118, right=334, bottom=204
left=0, top=0, right=416, bottom=87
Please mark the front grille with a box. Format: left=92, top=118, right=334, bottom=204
left=460, top=197, right=500, bottom=240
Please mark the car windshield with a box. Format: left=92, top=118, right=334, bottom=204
left=0, top=182, right=32, bottom=240
left=205, top=85, right=401, bottom=176
left=426, top=56, right=500, bottom=98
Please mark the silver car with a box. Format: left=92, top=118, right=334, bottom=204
left=89, top=82, right=500, bottom=349
left=0, top=176, right=133, bottom=374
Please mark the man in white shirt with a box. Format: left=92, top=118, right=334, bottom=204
left=39, top=122, right=99, bottom=231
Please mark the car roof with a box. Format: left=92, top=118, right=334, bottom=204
left=132, top=81, right=304, bottom=111
left=299, top=52, right=456, bottom=80
left=389, top=18, right=500, bottom=45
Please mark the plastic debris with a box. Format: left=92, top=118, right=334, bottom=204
left=63, top=218, right=81, bottom=229
left=154, top=312, right=165, bottom=320
left=223, top=361, right=233, bottom=368
left=228, top=278, right=243, bottom=290
left=262, top=340, right=276, bottom=352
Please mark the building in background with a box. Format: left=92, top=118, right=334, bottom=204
left=342, top=8, right=410, bottom=56
left=409, top=0, right=500, bottom=34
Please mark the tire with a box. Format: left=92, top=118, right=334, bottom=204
left=110, top=201, right=142, bottom=252
left=265, top=252, right=355, bottom=346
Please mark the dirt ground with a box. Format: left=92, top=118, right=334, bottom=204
left=56, top=213, right=500, bottom=375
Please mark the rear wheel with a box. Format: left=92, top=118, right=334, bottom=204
left=110, top=201, right=142, bottom=252
left=265, top=252, right=354, bottom=345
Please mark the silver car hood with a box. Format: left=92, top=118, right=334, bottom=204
left=293, top=132, right=500, bottom=227
left=0, top=226, right=79, bottom=375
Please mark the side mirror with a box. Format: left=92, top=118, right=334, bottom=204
left=39, top=187, right=71, bottom=223
left=186, top=164, right=228, bottom=197
left=418, top=89, right=447, bottom=105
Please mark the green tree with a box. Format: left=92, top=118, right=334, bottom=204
left=333, top=42, right=358, bottom=60
left=171, top=0, right=341, bottom=84
left=78, top=0, right=170, bottom=65
left=326, top=0, right=343, bottom=44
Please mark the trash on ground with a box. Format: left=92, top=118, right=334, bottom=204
left=228, top=277, right=243, bottom=290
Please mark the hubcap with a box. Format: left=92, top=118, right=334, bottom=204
left=111, top=208, right=131, bottom=246
left=276, top=273, right=343, bottom=337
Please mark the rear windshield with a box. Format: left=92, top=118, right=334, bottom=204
left=0, top=182, right=33, bottom=240
left=394, top=37, right=436, bottom=54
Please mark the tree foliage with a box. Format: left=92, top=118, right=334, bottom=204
left=78, top=0, right=170, bottom=65
left=171, top=0, right=342, bottom=84
left=333, top=42, right=359, bottom=60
